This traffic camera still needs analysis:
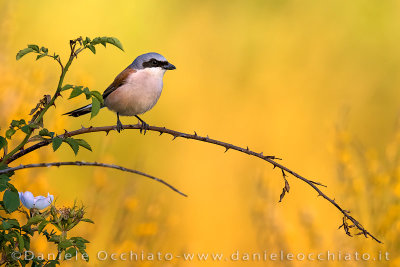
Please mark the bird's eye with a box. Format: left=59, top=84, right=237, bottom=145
left=152, top=60, right=158, bottom=65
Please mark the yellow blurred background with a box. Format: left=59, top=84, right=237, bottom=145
left=1, top=0, right=400, bottom=266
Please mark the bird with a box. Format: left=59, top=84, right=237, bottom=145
left=64, top=52, right=176, bottom=133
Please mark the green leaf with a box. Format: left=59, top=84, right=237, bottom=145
left=40, top=47, right=48, bottom=53
left=21, top=125, right=30, bottom=134
left=90, top=37, right=105, bottom=47
left=38, top=220, right=49, bottom=233
left=65, top=247, right=77, bottom=258
left=5, top=128, right=16, bottom=139
left=7, top=182, right=18, bottom=192
left=88, top=45, right=96, bottom=54
left=69, top=86, right=83, bottom=99
left=0, top=136, right=7, bottom=150
left=26, top=215, right=44, bottom=226
left=16, top=232, right=24, bottom=251
left=39, top=128, right=54, bottom=138
left=83, top=87, right=91, bottom=99
left=70, top=236, right=89, bottom=244
left=16, top=47, right=35, bottom=60
left=28, top=44, right=39, bottom=52
left=29, top=123, right=40, bottom=129
left=49, top=235, right=60, bottom=243
left=11, top=119, right=24, bottom=127
left=52, top=137, right=63, bottom=151
left=61, top=84, right=74, bottom=92
left=65, top=138, right=79, bottom=155
left=59, top=240, right=73, bottom=249
left=80, top=218, right=94, bottom=224
left=74, top=139, right=92, bottom=151
left=83, top=37, right=92, bottom=46
left=36, top=54, right=46, bottom=60
left=1, top=220, right=11, bottom=230
left=0, top=174, right=11, bottom=184
left=1, top=219, right=19, bottom=230
left=3, top=189, right=20, bottom=213
left=91, top=97, right=101, bottom=118
left=105, top=37, right=124, bottom=51
left=22, top=234, right=30, bottom=250
left=0, top=184, right=7, bottom=192
left=90, top=91, right=104, bottom=105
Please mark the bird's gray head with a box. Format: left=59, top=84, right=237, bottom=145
left=129, top=52, right=176, bottom=70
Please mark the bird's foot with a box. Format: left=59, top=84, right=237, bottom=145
left=116, top=120, right=124, bottom=133
left=139, top=121, right=149, bottom=135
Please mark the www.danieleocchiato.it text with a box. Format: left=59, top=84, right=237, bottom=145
left=10, top=250, right=390, bottom=262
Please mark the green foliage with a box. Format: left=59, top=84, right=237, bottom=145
left=16, top=45, right=60, bottom=62
left=3, top=189, right=19, bottom=213
left=91, top=97, right=101, bottom=118
left=74, top=139, right=92, bottom=152
left=52, top=137, right=63, bottom=151
left=5, top=119, right=39, bottom=139
left=16, top=47, right=35, bottom=60
left=0, top=136, right=7, bottom=150
left=39, top=128, right=55, bottom=138
left=61, top=84, right=104, bottom=119
left=89, top=36, right=124, bottom=51
left=52, top=136, right=92, bottom=155
left=64, top=138, right=80, bottom=155
left=0, top=36, right=121, bottom=266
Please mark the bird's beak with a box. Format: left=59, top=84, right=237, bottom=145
left=164, top=62, right=176, bottom=70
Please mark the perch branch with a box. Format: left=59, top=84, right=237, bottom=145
left=0, top=161, right=187, bottom=197
left=6, top=124, right=381, bottom=243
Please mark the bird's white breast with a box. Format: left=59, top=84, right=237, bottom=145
left=105, top=68, right=166, bottom=116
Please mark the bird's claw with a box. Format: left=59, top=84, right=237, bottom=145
left=139, top=121, right=149, bottom=134
left=116, top=120, right=123, bottom=133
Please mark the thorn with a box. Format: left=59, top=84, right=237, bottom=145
left=194, top=131, right=197, bottom=136
left=159, top=131, right=163, bottom=136
left=224, top=147, right=229, bottom=153
left=246, top=146, right=249, bottom=151
left=105, top=130, right=110, bottom=136
left=172, top=135, right=178, bottom=141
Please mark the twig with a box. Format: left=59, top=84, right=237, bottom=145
left=6, top=124, right=382, bottom=243
left=0, top=161, right=187, bottom=197
left=0, top=38, right=82, bottom=165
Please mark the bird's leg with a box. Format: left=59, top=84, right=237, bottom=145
left=135, top=115, right=149, bottom=134
left=116, top=113, right=123, bottom=133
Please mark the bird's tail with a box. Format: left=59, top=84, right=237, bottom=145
left=63, top=104, right=93, bottom=117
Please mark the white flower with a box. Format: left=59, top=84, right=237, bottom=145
left=18, top=191, right=54, bottom=210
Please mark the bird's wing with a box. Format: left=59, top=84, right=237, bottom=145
left=103, top=68, right=137, bottom=99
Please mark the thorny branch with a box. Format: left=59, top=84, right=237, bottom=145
left=0, top=161, right=187, bottom=197
left=6, top=124, right=382, bottom=243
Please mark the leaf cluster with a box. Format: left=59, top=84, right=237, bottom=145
left=61, top=84, right=104, bottom=118
left=0, top=36, right=123, bottom=266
